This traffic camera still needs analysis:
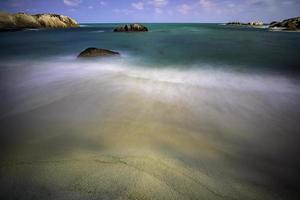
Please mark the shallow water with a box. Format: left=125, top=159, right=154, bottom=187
left=0, top=24, right=300, bottom=200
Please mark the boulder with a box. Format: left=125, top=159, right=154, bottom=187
left=0, top=12, right=78, bottom=31
left=78, top=48, right=120, bottom=58
left=114, top=23, right=148, bottom=32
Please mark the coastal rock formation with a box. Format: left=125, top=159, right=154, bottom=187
left=226, top=22, right=246, bottom=26
left=248, top=21, right=264, bottom=26
left=114, top=23, right=148, bottom=32
left=226, top=21, right=264, bottom=27
left=78, top=48, right=120, bottom=58
left=269, top=17, right=300, bottom=31
left=0, top=12, right=78, bottom=31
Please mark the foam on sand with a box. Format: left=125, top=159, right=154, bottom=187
left=0, top=58, right=299, bottom=199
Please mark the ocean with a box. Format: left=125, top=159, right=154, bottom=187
left=0, top=23, right=300, bottom=200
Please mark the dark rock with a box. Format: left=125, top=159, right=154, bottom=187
left=114, top=23, right=148, bottom=32
left=226, top=21, right=263, bottom=27
left=226, top=22, right=244, bottom=25
left=270, top=21, right=280, bottom=26
left=286, top=21, right=297, bottom=31
left=78, top=48, right=120, bottom=58
left=269, top=17, right=300, bottom=31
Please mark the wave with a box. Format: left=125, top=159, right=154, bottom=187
left=90, top=30, right=105, bottom=33
left=1, top=57, right=299, bottom=92
left=1, top=57, right=299, bottom=119
left=24, top=28, right=42, bottom=31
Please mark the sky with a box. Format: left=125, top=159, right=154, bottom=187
left=0, top=0, right=299, bottom=23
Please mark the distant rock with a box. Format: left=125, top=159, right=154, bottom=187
left=78, top=48, right=120, bottom=58
left=114, top=23, right=148, bottom=32
left=0, top=12, right=78, bottom=31
left=226, top=22, right=246, bottom=26
left=248, top=21, right=264, bottom=26
left=269, top=17, right=300, bottom=31
left=270, top=21, right=280, bottom=26
left=226, top=21, right=264, bottom=27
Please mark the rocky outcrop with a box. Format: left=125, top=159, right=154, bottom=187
left=114, top=23, right=148, bottom=32
left=226, top=22, right=247, bottom=26
left=248, top=21, right=264, bottom=26
left=226, top=21, right=264, bottom=27
left=78, top=48, right=120, bottom=58
left=0, top=12, right=78, bottom=31
left=269, top=17, right=300, bottom=31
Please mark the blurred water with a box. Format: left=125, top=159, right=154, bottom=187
left=0, top=24, right=300, bottom=200
left=0, top=23, right=300, bottom=72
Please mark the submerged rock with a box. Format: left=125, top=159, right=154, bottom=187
left=114, top=23, right=148, bottom=32
left=269, top=17, right=300, bottom=31
left=0, top=12, right=78, bottom=31
left=78, top=48, right=120, bottom=58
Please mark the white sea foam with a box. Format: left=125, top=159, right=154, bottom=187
left=1, top=57, right=299, bottom=200
left=1, top=57, right=299, bottom=120
left=24, top=28, right=42, bottom=31
left=2, top=57, right=299, bottom=94
left=90, top=30, right=105, bottom=33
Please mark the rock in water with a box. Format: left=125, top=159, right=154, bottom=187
left=226, top=21, right=264, bottom=27
left=78, top=48, right=120, bottom=58
left=0, top=12, right=78, bottom=31
left=114, top=23, right=148, bottom=32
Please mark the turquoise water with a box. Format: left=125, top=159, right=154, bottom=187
left=0, top=24, right=300, bottom=200
left=0, top=23, right=300, bottom=72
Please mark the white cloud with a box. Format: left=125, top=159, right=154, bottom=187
left=99, top=1, right=106, bottom=6
left=63, top=0, right=81, bottom=7
left=198, top=0, right=215, bottom=10
left=167, top=10, right=173, bottom=16
left=149, top=0, right=168, bottom=14
left=149, top=0, right=168, bottom=7
left=177, top=4, right=192, bottom=15
left=155, top=8, right=162, bottom=14
left=132, top=2, right=144, bottom=10
left=228, top=3, right=236, bottom=8
left=112, top=8, right=131, bottom=15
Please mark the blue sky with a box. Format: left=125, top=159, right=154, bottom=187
left=1, top=0, right=299, bottom=23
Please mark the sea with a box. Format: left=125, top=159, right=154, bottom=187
left=0, top=23, right=300, bottom=200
